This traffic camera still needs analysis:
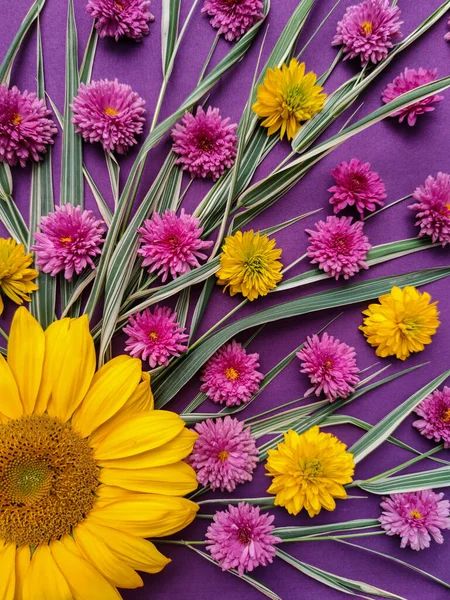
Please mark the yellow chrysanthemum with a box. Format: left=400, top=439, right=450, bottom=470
left=0, top=237, right=38, bottom=315
left=265, top=426, right=355, bottom=517
left=216, top=230, right=283, bottom=301
left=359, top=286, right=440, bottom=361
left=252, top=58, right=327, bottom=140
left=0, top=307, right=199, bottom=599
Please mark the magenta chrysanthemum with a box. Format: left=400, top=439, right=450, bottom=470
left=379, top=490, right=450, bottom=551
left=297, top=332, right=360, bottom=402
left=445, top=18, right=450, bottom=42
left=206, top=503, right=281, bottom=575
left=123, top=306, right=188, bottom=368
left=200, top=340, right=264, bottom=407
left=190, top=417, right=258, bottom=492
left=31, top=204, right=105, bottom=280
left=0, top=84, right=57, bottom=167
left=202, top=0, right=264, bottom=42
left=71, top=79, right=146, bottom=154
left=409, top=172, right=450, bottom=247
left=172, top=106, right=238, bottom=181
left=137, top=209, right=213, bottom=282
left=413, top=386, right=450, bottom=448
left=86, top=0, right=154, bottom=41
left=329, top=158, right=386, bottom=218
left=332, top=0, right=402, bottom=66
left=306, top=216, right=371, bottom=280
left=381, top=68, right=444, bottom=126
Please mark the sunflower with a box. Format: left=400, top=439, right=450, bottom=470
left=0, top=307, right=199, bottom=598
left=0, top=237, right=38, bottom=315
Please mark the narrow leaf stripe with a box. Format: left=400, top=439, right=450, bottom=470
left=357, top=467, right=450, bottom=495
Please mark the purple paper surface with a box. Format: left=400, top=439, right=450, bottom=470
left=1, top=0, right=450, bottom=598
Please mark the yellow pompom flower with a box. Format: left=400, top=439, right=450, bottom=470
left=0, top=237, right=38, bottom=315
left=359, top=286, right=440, bottom=361
left=265, top=426, right=355, bottom=517
left=252, top=58, right=327, bottom=140
left=0, top=307, right=199, bottom=599
left=216, top=230, right=283, bottom=301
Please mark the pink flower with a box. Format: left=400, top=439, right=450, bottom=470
left=0, top=85, right=57, bottom=167
left=190, top=417, right=258, bottom=492
left=32, top=204, right=105, bottom=280
left=381, top=68, right=444, bottom=126
left=86, top=0, right=154, bottom=42
left=123, top=306, right=188, bottom=368
left=332, top=0, right=402, bottom=66
left=379, top=490, right=450, bottom=551
left=172, top=106, right=238, bottom=181
left=409, top=173, right=450, bottom=247
left=306, top=216, right=371, bottom=280
left=446, top=18, right=450, bottom=42
left=413, top=386, right=450, bottom=448
left=137, top=209, right=213, bottom=282
left=297, top=332, right=360, bottom=402
left=202, top=0, right=264, bottom=42
left=206, top=503, right=281, bottom=575
left=71, top=79, right=146, bottom=154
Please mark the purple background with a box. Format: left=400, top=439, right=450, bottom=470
left=1, top=0, right=450, bottom=598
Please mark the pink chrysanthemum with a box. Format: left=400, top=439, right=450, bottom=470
left=200, top=340, right=264, bottom=407
left=172, top=106, right=238, bottom=181
left=123, top=306, right=188, bottom=368
left=329, top=158, right=386, bottom=218
left=306, top=216, right=371, bottom=280
left=206, top=503, right=281, bottom=575
left=413, top=386, right=450, bottom=448
left=332, top=0, right=402, bottom=66
left=71, top=79, right=146, bottom=154
left=446, top=18, right=450, bottom=42
left=86, top=0, right=154, bottom=41
left=202, top=0, right=264, bottom=42
left=31, top=204, right=105, bottom=280
left=297, top=332, right=360, bottom=402
left=137, top=209, right=213, bottom=282
left=190, top=417, right=258, bottom=492
left=0, top=84, right=57, bottom=167
left=381, top=68, right=444, bottom=126
left=379, top=490, right=450, bottom=551
left=409, top=172, right=450, bottom=247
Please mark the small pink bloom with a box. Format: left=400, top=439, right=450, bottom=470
left=413, top=386, right=450, bottom=448
left=202, top=0, right=264, bottom=42
left=409, top=172, right=450, bottom=247
left=86, top=0, right=154, bottom=42
left=446, top=18, right=450, bottom=42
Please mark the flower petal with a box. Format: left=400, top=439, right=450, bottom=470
left=13, top=545, right=30, bottom=600
left=0, top=354, right=23, bottom=419
left=22, top=544, right=71, bottom=600
left=0, top=542, right=16, bottom=600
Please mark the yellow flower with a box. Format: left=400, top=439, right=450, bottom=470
left=252, top=58, right=327, bottom=140
left=359, top=286, right=440, bottom=361
left=216, top=230, right=283, bottom=301
left=0, top=307, right=199, bottom=598
left=0, top=237, right=38, bottom=315
left=265, top=426, right=354, bottom=517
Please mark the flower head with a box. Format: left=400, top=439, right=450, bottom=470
left=216, top=230, right=283, bottom=301
left=32, top=204, right=105, bottom=281
left=381, top=68, right=444, bottom=126
left=266, top=426, right=355, bottom=517
left=297, top=333, right=360, bottom=402
left=360, top=286, right=440, bottom=360
left=332, top=0, right=402, bottom=66
left=71, top=79, right=146, bottom=154
left=86, top=0, right=154, bottom=41
left=202, top=0, right=264, bottom=42
left=413, top=387, right=450, bottom=448
left=0, top=85, right=57, bottom=167
left=0, top=238, right=38, bottom=315
left=409, top=172, right=450, bottom=247
left=306, top=215, right=371, bottom=280
left=379, top=490, right=450, bottom=551
left=206, top=503, right=281, bottom=575
left=446, top=18, right=450, bottom=42
left=190, top=417, right=258, bottom=492
left=172, top=106, right=238, bottom=181
left=252, top=58, right=326, bottom=140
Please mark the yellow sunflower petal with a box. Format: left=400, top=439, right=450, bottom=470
left=13, top=545, right=30, bottom=600
left=0, top=542, right=16, bottom=600
left=0, top=354, right=23, bottom=420
left=22, top=544, right=71, bottom=600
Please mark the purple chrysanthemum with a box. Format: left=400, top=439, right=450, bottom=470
left=409, top=172, right=450, bottom=247
left=413, top=386, right=450, bottom=448
left=0, top=85, right=57, bottom=167
left=123, top=306, right=188, bottom=368
left=71, top=79, right=146, bottom=154
left=206, top=503, right=281, bottom=575
left=190, top=417, right=258, bottom=492
left=332, top=0, right=402, bottom=66
left=31, top=204, right=105, bottom=280
left=172, top=106, right=238, bottom=181
left=137, top=209, right=213, bottom=282
left=381, top=68, right=444, bottom=126
left=306, top=216, right=371, bottom=280
left=202, top=0, right=264, bottom=42
left=297, top=332, right=360, bottom=402
left=86, top=0, right=154, bottom=42
left=379, top=490, right=450, bottom=551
